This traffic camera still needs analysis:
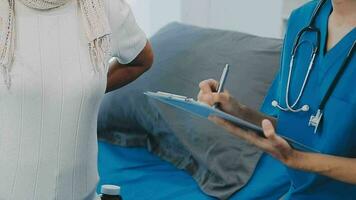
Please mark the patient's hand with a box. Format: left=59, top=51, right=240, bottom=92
left=197, top=79, right=242, bottom=117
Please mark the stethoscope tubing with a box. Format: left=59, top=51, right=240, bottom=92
left=272, top=0, right=355, bottom=134
left=273, top=0, right=339, bottom=114
left=285, top=41, right=317, bottom=112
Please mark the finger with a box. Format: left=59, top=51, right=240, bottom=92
left=212, top=92, right=230, bottom=105
left=209, top=116, right=262, bottom=143
left=262, top=119, right=292, bottom=152
left=197, top=92, right=214, bottom=105
left=209, top=116, right=239, bottom=134
left=208, top=116, right=226, bottom=126
left=210, top=116, right=287, bottom=156
left=199, top=79, right=219, bottom=93
left=224, top=89, right=231, bottom=96
left=262, top=119, right=277, bottom=141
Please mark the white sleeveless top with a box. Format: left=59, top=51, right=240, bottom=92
left=0, top=0, right=146, bottom=199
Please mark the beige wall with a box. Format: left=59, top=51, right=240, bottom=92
left=181, top=0, right=284, bottom=38
left=128, top=0, right=311, bottom=39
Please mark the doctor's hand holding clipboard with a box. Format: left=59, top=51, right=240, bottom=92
left=197, top=79, right=295, bottom=166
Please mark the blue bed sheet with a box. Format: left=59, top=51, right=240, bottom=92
left=97, top=141, right=216, bottom=200
left=97, top=141, right=290, bottom=200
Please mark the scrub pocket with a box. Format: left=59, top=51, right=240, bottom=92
left=321, top=95, right=356, bottom=156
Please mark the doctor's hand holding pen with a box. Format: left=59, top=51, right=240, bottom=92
left=197, top=79, right=294, bottom=163
left=198, top=79, right=356, bottom=185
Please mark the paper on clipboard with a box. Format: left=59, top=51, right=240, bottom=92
left=145, top=91, right=320, bottom=153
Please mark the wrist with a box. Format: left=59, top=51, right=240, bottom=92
left=284, top=150, right=304, bottom=169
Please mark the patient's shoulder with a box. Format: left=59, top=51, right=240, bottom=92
left=104, top=0, right=133, bottom=28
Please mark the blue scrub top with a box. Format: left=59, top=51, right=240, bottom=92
left=259, top=0, right=356, bottom=199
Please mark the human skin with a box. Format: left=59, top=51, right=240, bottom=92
left=106, top=41, right=154, bottom=93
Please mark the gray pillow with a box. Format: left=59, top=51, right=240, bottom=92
left=98, top=22, right=282, bottom=199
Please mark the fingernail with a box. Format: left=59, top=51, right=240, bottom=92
left=262, top=119, right=270, bottom=127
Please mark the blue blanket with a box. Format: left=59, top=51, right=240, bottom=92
left=97, top=141, right=291, bottom=200
left=97, top=141, right=215, bottom=200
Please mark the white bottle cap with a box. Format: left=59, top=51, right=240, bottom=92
left=101, top=185, right=121, bottom=196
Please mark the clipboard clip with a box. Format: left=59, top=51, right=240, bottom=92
left=156, top=92, right=194, bottom=102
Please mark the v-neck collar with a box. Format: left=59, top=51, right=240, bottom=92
left=319, top=0, right=356, bottom=59
left=312, top=0, right=356, bottom=107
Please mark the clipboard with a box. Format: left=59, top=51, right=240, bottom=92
left=145, top=91, right=320, bottom=153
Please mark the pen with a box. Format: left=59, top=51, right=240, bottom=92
left=212, top=64, right=230, bottom=109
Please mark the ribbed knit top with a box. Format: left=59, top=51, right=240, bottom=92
left=0, top=0, right=146, bottom=199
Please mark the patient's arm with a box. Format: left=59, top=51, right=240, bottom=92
left=106, top=41, right=154, bottom=93
left=198, top=79, right=277, bottom=127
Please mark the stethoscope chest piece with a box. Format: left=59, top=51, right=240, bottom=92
left=309, top=109, right=323, bottom=134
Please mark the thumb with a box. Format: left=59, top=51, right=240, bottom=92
left=262, top=119, right=277, bottom=140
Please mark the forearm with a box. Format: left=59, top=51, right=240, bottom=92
left=288, top=151, right=356, bottom=184
left=106, top=41, right=153, bottom=93
left=105, top=61, right=149, bottom=93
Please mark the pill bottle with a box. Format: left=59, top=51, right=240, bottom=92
left=100, top=185, right=122, bottom=200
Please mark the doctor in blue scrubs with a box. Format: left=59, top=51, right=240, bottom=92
left=198, top=0, right=356, bottom=199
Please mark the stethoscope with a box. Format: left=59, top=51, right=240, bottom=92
left=272, top=0, right=356, bottom=133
